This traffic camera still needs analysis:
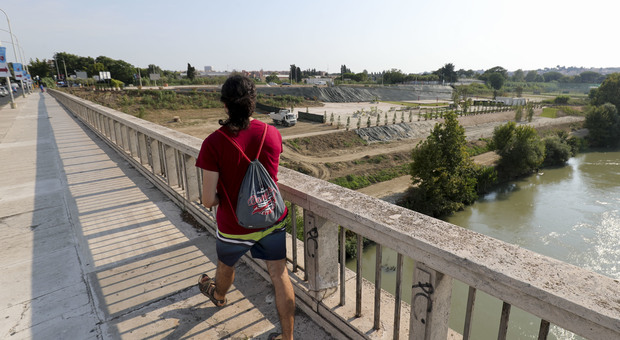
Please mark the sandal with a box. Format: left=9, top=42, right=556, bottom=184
left=198, top=274, right=227, bottom=307
left=267, top=333, right=282, bottom=340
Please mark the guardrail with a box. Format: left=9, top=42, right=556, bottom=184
left=50, top=89, right=620, bottom=340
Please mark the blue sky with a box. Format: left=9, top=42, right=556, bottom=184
left=1, top=0, right=618, bottom=73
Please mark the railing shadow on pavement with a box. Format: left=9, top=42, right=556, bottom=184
left=29, top=92, right=324, bottom=339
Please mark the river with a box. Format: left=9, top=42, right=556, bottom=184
left=347, top=150, right=620, bottom=339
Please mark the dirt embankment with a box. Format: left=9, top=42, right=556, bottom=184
left=258, top=84, right=453, bottom=102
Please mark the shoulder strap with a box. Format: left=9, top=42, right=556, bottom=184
left=216, top=123, right=268, bottom=161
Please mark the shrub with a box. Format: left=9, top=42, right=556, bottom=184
left=542, top=135, right=572, bottom=166
left=554, top=95, right=570, bottom=104
left=495, top=124, right=545, bottom=178
left=584, top=103, right=620, bottom=147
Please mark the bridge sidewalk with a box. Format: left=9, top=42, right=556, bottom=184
left=0, top=93, right=332, bottom=339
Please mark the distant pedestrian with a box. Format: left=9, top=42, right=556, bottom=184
left=39, top=84, right=44, bottom=93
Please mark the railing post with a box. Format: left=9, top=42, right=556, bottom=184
left=409, top=263, right=452, bottom=340
left=303, top=210, right=338, bottom=301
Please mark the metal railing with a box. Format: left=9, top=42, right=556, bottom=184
left=50, top=89, right=620, bottom=340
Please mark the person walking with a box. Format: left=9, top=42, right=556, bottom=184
left=195, top=75, right=295, bottom=340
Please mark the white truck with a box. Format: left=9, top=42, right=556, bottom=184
left=269, top=109, right=297, bottom=127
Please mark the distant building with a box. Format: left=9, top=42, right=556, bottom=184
left=304, top=77, right=333, bottom=86
left=495, top=97, right=527, bottom=106
left=204, top=66, right=212, bottom=72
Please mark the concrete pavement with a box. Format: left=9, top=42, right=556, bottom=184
left=0, top=93, right=332, bottom=339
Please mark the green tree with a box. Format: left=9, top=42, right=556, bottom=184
left=584, top=103, right=620, bottom=147
left=435, top=63, right=457, bottom=83
left=526, top=103, right=535, bottom=122
left=266, top=72, right=279, bottom=83
left=382, top=69, right=406, bottom=84
left=515, top=85, right=524, bottom=97
left=542, top=71, right=563, bottom=82
left=487, top=73, right=505, bottom=98
left=406, top=113, right=480, bottom=217
left=514, top=106, right=523, bottom=122
left=579, top=71, right=604, bottom=83
left=512, top=69, right=525, bottom=82
left=525, top=70, right=538, bottom=82
left=289, top=64, right=297, bottom=83
left=493, top=123, right=545, bottom=178
left=27, top=58, right=53, bottom=79
left=95, top=56, right=135, bottom=84
left=479, top=66, right=508, bottom=82
left=591, top=73, right=620, bottom=110
left=187, top=63, right=196, bottom=80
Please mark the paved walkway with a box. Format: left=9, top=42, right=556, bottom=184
left=0, top=93, right=331, bottom=339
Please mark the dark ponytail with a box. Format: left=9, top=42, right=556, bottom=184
left=219, top=75, right=256, bottom=130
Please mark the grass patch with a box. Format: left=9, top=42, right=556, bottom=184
left=330, top=164, right=409, bottom=190
left=381, top=101, right=420, bottom=108
left=541, top=107, right=558, bottom=118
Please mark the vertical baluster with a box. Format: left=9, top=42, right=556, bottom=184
left=108, top=118, right=115, bottom=143
left=538, top=320, right=550, bottom=340
left=183, top=154, right=199, bottom=201
left=339, top=226, right=346, bottom=306
left=164, top=145, right=179, bottom=187
left=176, top=150, right=184, bottom=191
left=291, top=204, right=298, bottom=272
left=129, top=128, right=138, bottom=157
left=150, top=139, right=161, bottom=175
left=393, top=253, right=403, bottom=340
left=463, top=286, right=477, bottom=340
left=355, top=234, right=363, bottom=317
left=303, top=209, right=308, bottom=282
left=373, top=244, right=383, bottom=330
left=137, top=133, right=148, bottom=165
left=498, top=302, right=511, bottom=340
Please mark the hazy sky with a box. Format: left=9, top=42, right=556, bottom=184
left=1, top=0, right=618, bottom=74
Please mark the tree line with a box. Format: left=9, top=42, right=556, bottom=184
left=27, top=52, right=201, bottom=86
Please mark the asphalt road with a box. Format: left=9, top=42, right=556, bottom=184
left=0, top=88, right=31, bottom=107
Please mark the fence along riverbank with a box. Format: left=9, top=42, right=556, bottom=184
left=49, top=89, right=620, bottom=339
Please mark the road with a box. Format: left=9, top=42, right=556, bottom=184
left=0, top=87, right=31, bottom=107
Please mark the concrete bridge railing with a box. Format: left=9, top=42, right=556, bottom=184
left=50, top=89, right=620, bottom=340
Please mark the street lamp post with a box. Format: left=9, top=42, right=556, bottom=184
left=0, top=8, right=25, bottom=100
left=1, top=28, right=32, bottom=93
left=0, top=8, right=17, bottom=108
left=62, top=59, right=69, bottom=87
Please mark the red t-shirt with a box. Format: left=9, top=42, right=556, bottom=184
left=196, top=119, right=285, bottom=235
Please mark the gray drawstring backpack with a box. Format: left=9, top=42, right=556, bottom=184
left=216, top=124, right=286, bottom=229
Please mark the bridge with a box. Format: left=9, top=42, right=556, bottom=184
left=0, top=91, right=618, bottom=339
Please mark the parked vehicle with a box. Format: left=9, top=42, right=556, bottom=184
left=0, top=86, right=7, bottom=97
left=268, top=109, right=297, bottom=127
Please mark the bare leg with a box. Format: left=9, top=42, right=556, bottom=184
left=201, top=260, right=235, bottom=302
left=266, top=259, right=295, bottom=340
